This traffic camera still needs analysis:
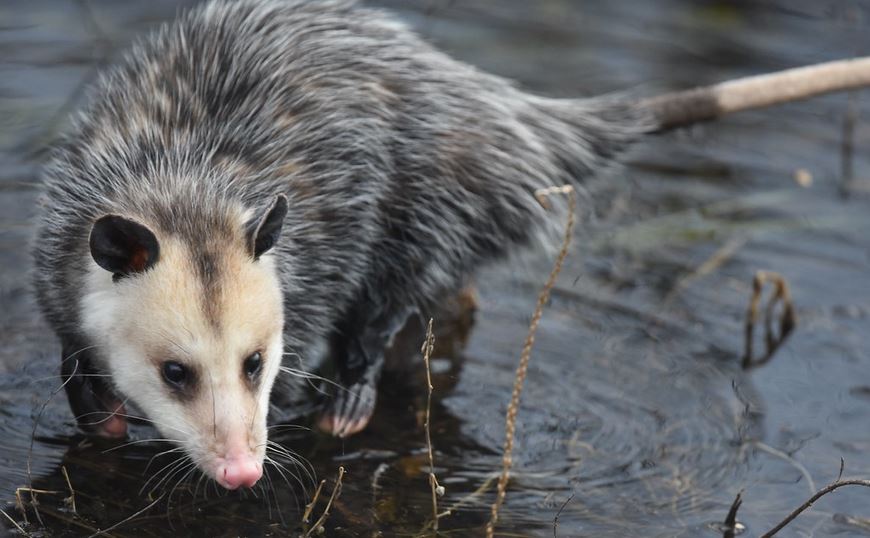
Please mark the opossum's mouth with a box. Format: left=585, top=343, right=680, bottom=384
left=64, top=354, right=130, bottom=439
left=94, top=392, right=128, bottom=439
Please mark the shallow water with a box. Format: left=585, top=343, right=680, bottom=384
left=2, top=0, right=870, bottom=536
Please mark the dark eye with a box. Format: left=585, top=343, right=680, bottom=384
left=162, top=361, right=188, bottom=388
left=244, top=352, right=262, bottom=379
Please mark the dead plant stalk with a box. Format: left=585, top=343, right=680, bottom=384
left=421, top=319, right=444, bottom=532
left=304, top=466, right=345, bottom=537
left=486, top=185, right=576, bottom=537
left=302, top=479, right=326, bottom=523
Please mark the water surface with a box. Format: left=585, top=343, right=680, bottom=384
left=1, top=1, right=870, bottom=536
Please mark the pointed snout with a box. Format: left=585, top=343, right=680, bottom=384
left=216, top=455, right=262, bottom=490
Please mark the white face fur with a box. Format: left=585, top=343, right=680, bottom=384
left=80, top=219, right=285, bottom=490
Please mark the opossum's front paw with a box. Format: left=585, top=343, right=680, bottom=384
left=317, top=382, right=377, bottom=438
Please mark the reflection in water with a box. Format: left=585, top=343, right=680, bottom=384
left=1, top=0, right=870, bottom=536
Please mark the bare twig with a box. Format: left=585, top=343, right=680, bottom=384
left=742, top=271, right=796, bottom=369
left=723, top=461, right=870, bottom=537
left=486, top=185, right=576, bottom=537
left=761, top=479, right=870, bottom=537
left=304, top=466, right=345, bottom=537
left=421, top=319, right=444, bottom=532
left=553, top=493, right=574, bottom=538
left=302, top=479, right=326, bottom=523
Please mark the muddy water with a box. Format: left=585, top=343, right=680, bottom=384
left=2, top=1, right=870, bottom=536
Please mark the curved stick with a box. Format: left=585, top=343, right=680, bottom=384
left=760, top=479, right=870, bottom=537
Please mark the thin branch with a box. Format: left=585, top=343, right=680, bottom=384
left=421, top=319, right=444, bottom=532
left=304, top=466, right=345, bottom=537
left=302, top=479, right=326, bottom=523
left=486, top=185, right=576, bottom=537
left=760, top=479, right=870, bottom=537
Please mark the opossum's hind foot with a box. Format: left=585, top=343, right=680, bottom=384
left=317, top=379, right=378, bottom=438
left=317, top=330, right=383, bottom=438
left=317, top=307, right=418, bottom=438
left=61, top=339, right=128, bottom=439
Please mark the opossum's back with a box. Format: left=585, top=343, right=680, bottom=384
left=68, top=0, right=421, bottom=179
left=36, top=0, right=647, bottom=329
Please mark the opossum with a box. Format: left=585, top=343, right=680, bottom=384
left=31, top=0, right=870, bottom=491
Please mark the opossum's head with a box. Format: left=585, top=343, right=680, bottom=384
left=79, top=195, right=288, bottom=490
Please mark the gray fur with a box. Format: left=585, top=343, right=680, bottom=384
left=33, top=0, right=648, bottom=402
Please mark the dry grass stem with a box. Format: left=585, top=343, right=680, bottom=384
left=534, top=185, right=574, bottom=207
left=0, top=507, right=27, bottom=536
left=61, top=466, right=77, bottom=515
left=421, top=318, right=444, bottom=533
left=486, top=185, right=576, bottom=537
left=14, top=488, right=28, bottom=525
left=304, top=466, right=345, bottom=537
left=742, top=270, right=796, bottom=369
left=15, top=486, right=61, bottom=526
left=302, top=479, right=326, bottom=523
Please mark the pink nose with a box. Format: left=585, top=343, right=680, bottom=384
left=216, top=457, right=262, bottom=490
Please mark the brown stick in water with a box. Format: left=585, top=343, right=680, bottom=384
left=742, top=271, right=796, bottom=370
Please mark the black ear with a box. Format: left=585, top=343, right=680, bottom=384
left=246, top=194, right=288, bottom=259
left=89, top=215, right=160, bottom=278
